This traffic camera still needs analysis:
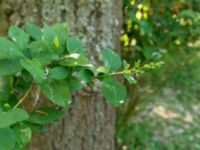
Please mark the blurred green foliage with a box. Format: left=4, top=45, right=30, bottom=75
left=117, top=0, right=200, bottom=149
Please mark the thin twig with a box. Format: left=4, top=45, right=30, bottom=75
left=13, top=82, right=33, bottom=109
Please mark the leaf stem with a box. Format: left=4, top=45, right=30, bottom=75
left=110, top=71, right=125, bottom=76
left=35, top=110, right=48, bottom=115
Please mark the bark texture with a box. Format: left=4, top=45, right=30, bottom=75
left=0, top=0, right=122, bottom=149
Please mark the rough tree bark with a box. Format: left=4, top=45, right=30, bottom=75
left=0, top=0, right=122, bottom=149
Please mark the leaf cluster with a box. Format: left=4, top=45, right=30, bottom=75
left=0, top=22, right=162, bottom=149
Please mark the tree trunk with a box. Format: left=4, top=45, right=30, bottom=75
left=0, top=0, right=122, bottom=149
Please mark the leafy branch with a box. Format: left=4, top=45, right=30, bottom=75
left=0, top=22, right=163, bottom=150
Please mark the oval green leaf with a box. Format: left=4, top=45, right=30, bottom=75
left=102, top=77, right=127, bottom=106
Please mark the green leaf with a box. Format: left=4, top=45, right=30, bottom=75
left=0, top=128, right=16, bottom=150
left=0, top=77, right=11, bottom=101
left=0, top=59, right=22, bottom=76
left=0, top=37, right=24, bottom=60
left=68, top=77, right=84, bottom=91
left=59, top=53, right=88, bottom=67
left=13, top=124, right=32, bottom=150
left=102, top=77, right=127, bottom=106
left=67, top=37, right=84, bottom=54
left=0, top=108, right=29, bottom=128
left=51, top=23, right=68, bottom=51
left=42, top=23, right=68, bottom=54
left=40, top=80, right=70, bottom=107
left=79, top=69, right=94, bottom=83
left=51, top=23, right=68, bottom=35
left=24, top=22, right=42, bottom=40
left=28, top=41, right=59, bottom=65
left=49, top=67, right=69, bottom=80
left=123, top=74, right=137, bottom=84
left=20, top=59, right=44, bottom=83
left=96, top=66, right=107, bottom=73
left=42, top=24, right=64, bottom=53
left=34, top=53, right=59, bottom=65
left=28, top=107, right=64, bottom=124
left=8, top=26, right=29, bottom=50
left=42, top=24, right=55, bottom=51
left=102, top=49, right=121, bottom=73
left=28, top=41, right=46, bottom=55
